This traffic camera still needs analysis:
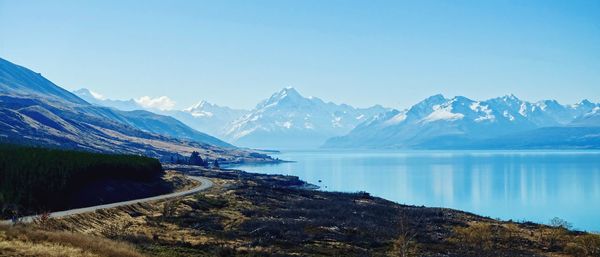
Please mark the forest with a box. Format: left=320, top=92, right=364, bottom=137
left=0, top=144, right=163, bottom=217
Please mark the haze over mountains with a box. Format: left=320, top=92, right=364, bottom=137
left=4, top=56, right=597, bottom=151
left=223, top=87, right=390, bottom=149
left=0, top=57, right=273, bottom=163
left=74, top=88, right=247, bottom=137
left=75, top=87, right=391, bottom=149
left=75, top=83, right=600, bottom=150
left=325, top=94, right=600, bottom=149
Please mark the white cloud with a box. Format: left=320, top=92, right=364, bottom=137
left=134, top=96, right=176, bottom=110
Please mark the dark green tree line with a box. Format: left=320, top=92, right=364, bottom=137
left=0, top=144, right=163, bottom=217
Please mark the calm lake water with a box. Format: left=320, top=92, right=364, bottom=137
left=231, top=150, right=600, bottom=231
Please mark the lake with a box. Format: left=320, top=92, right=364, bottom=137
left=231, top=150, right=600, bottom=231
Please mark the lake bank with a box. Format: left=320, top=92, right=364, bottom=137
left=30, top=166, right=598, bottom=257
left=228, top=149, right=600, bottom=232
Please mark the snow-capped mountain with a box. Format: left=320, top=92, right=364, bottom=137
left=73, top=88, right=247, bottom=137
left=224, top=87, right=390, bottom=149
left=170, top=101, right=247, bottom=137
left=570, top=106, right=600, bottom=127
left=74, top=88, right=141, bottom=111
left=0, top=57, right=241, bottom=159
left=324, top=94, right=599, bottom=149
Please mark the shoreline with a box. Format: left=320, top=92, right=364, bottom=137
left=39, top=165, right=598, bottom=257
left=223, top=153, right=600, bottom=233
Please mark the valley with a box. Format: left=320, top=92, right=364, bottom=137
left=0, top=54, right=599, bottom=257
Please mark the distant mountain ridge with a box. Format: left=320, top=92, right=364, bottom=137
left=170, top=100, right=248, bottom=137
left=223, top=87, right=390, bottom=149
left=0, top=57, right=273, bottom=163
left=324, top=94, right=600, bottom=149
left=66, top=61, right=599, bottom=150
left=74, top=88, right=140, bottom=111
left=76, top=86, right=391, bottom=149
left=73, top=88, right=247, bottom=138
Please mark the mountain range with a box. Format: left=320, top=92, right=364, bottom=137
left=324, top=94, right=600, bottom=149
left=74, top=86, right=600, bottom=150
left=75, top=87, right=390, bottom=149
left=10, top=54, right=597, bottom=150
left=223, top=87, right=390, bottom=149
left=0, top=57, right=273, bottom=163
left=74, top=88, right=248, bottom=137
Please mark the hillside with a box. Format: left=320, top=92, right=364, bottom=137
left=0, top=57, right=272, bottom=162
left=115, top=109, right=234, bottom=148
left=74, top=88, right=248, bottom=138
left=0, top=58, right=87, bottom=105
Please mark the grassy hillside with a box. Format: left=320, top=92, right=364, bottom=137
left=0, top=144, right=163, bottom=217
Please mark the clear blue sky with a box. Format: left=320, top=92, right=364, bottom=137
left=1, top=0, right=599, bottom=109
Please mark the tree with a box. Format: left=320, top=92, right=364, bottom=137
left=549, top=217, right=572, bottom=230
left=188, top=151, right=205, bottom=166
left=390, top=210, right=421, bottom=257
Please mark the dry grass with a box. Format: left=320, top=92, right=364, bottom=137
left=0, top=225, right=145, bottom=257
left=163, top=170, right=200, bottom=192
left=19, top=168, right=600, bottom=257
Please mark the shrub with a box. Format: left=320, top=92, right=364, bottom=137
left=549, top=217, right=573, bottom=230
left=451, top=223, right=494, bottom=251
left=565, top=234, right=600, bottom=257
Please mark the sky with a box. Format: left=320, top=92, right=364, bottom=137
left=1, top=0, right=599, bottom=110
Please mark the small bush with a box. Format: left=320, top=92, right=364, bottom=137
left=549, top=217, right=573, bottom=230
left=565, top=234, right=600, bottom=257
left=451, top=223, right=494, bottom=251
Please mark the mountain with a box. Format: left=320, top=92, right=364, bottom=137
left=73, top=89, right=247, bottom=138
left=73, top=88, right=233, bottom=147
left=0, top=58, right=88, bottom=105
left=224, top=87, right=390, bottom=149
left=71, top=88, right=234, bottom=148
left=113, top=109, right=233, bottom=148
left=324, top=94, right=599, bottom=149
left=0, top=57, right=270, bottom=163
left=73, top=88, right=140, bottom=111
left=72, top=89, right=234, bottom=147
left=570, top=106, right=600, bottom=127
left=168, top=101, right=247, bottom=137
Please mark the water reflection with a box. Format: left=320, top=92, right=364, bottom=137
left=232, top=150, right=600, bottom=231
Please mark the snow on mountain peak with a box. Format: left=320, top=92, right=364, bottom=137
left=421, top=101, right=465, bottom=123
left=185, top=100, right=219, bottom=112
left=571, top=99, right=595, bottom=109
left=257, top=87, right=306, bottom=109
left=383, top=110, right=408, bottom=125
left=225, top=87, right=391, bottom=148
left=73, top=88, right=106, bottom=100
left=187, top=100, right=209, bottom=110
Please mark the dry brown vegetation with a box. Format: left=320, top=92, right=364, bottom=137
left=3, top=167, right=599, bottom=257
left=0, top=224, right=144, bottom=257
